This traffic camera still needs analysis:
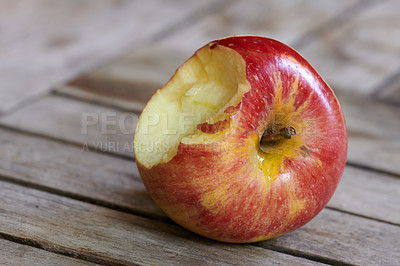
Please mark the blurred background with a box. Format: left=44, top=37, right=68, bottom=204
left=1, top=0, right=399, bottom=114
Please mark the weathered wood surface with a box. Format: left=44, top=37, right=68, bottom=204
left=0, top=181, right=322, bottom=265
left=1, top=0, right=399, bottom=264
left=262, top=209, right=400, bottom=265
left=0, top=238, right=96, bottom=266
left=330, top=166, right=400, bottom=225
left=338, top=92, right=400, bottom=176
left=299, top=0, right=400, bottom=96
left=374, top=71, right=400, bottom=105
left=2, top=90, right=399, bottom=177
left=0, top=95, right=136, bottom=158
left=1, top=179, right=398, bottom=265
left=0, top=126, right=164, bottom=220
left=57, top=1, right=400, bottom=107
left=58, top=0, right=360, bottom=112
left=0, top=0, right=215, bottom=114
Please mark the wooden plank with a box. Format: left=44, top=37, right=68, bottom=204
left=0, top=181, right=321, bottom=265
left=298, top=0, right=400, bottom=96
left=0, top=238, right=94, bottom=266
left=1, top=180, right=399, bottom=265
left=329, top=166, right=400, bottom=225
left=0, top=95, right=136, bottom=158
left=0, top=124, right=399, bottom=226
left=58, top=0, right=360, bottom=112
left=0, top=126, right=164, bottom=219
left=0, top=0, right=214, bottom=114
left=337, top=92, right=400, bottom=176
left=374, top=71, right=400, bottom=105
left=261, top=209, right=400, bottom=266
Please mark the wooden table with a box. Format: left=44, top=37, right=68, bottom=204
left=1, top=0, right=399, bottom=265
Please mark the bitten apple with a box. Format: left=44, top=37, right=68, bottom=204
left=134, top=36, right=347, bottom=243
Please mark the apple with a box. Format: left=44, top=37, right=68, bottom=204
left=134, top=36, right=347, bottom=243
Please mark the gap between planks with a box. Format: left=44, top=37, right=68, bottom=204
left=0, top=122, right=133, bottom=162
left=325, top=206, right=400, bottom=227
left=0, top=237, right=99, bottom=266
left=254, top=243, right=356, bottom=266
left=372, top=68, right=400, bottom=105
left=345, top=161, right=400, bottom=179
left=0, top=173, right=167, bottom=223
left=291, top=0, right=378, bottom=49
left=0, top=231, right=124, bottom=266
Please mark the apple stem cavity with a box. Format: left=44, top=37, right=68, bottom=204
left=260, top=126, right=297, bottom=144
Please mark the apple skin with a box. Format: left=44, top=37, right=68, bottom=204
left=135, top=36, right=347, bottom=243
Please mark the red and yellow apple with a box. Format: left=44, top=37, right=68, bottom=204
left=134, top=36, right=347, bottom=243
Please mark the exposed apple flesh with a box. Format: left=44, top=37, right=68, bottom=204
left=134, top=36, right=347, bottom=243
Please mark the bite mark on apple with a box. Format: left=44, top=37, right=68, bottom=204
left=134, top=44, right=250, bottom=168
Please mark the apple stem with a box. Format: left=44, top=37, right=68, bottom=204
left=260, top=126, right=296, bottom=143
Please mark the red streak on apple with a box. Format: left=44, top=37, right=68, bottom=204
left=197, top=119, right=230, bottom=134
left=134, top=36, right=347, bottom=243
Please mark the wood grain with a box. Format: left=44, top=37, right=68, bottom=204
left=0, top=181, right=321, bottom=266
left=298, top=0, right=400, bottom=96
left=0, top=127, right=164, bottom=219
left=1, top=180, right=399, bottom=265
left=330, top=166, right=400, bottom=225
left=1, top=0, right=399, bottom=264
left=0, top=238, right=94, bottom=266
left=0, top=123, right=399, bottom=226
left=374, top=71, right=400, bottom=105
left=262, top=209, right=400, bottom=265
left=58, top=0, right=360, bottom=112
left=337, top=92, right=400, bottom=176
left=0, top=0, right=214, bottom=114
left=0, top=95, right=136, bottom=158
